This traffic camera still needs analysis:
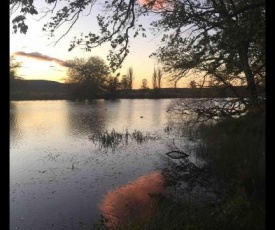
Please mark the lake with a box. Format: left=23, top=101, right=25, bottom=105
left=10, top=99, right=192, bottom=229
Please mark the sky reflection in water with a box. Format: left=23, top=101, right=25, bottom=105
left=10, top=99, right=182, bottom=229
left=99, top=171, right=167, bottom=228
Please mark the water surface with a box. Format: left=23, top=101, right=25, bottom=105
left=10, top=99, right=186, bottom=229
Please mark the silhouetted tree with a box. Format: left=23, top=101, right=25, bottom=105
left=152, top=67, right=157, bottom=89
left=65, top=56, right=109, bottom=99
left=11, top=0, right=265, bottom=115
left=10, top=56, right=23, bottom=95
left=120, top=68, right=134, bottom=90
left=189, top=80, right=197, bottom=89
left=153, top=66, right=162, bottom=90
left=104, top=76, right=120, bottom=99
left=120, top=75, right=129, bottom=90
left=151, top=0, right=265, bottom=113
left=127, top=67, right=134, bottom=89
left=140, top=78, right=149, bottom=89
left=10, top=56, right=22, bottom=81
left=157, top=67, right=163, bottom=89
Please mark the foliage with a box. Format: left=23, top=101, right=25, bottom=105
left=196, top=113, right=265, bottom=197
left=95, top=192, right=265, bottom=230
left=167, top=98, right=250, bottom=122
left=152, top=66, right=157, bottom=89
left=140, top=78, right=149, bottom=89
left=163, top=113, right=265, bottom=227
left=65, top=56, right=109, bottom=99
left=189, top=80, right=197, bottom=89
left=9, top=56, right=22, bottom=81
left=104, top=76, right=120, bottom=98
left=10, top=56, right=23, bottom=96
left=151, top=0, right=265, bottom=110
left=119, top=67, right=134, bottom=90
left=157, top=67, right=163, bottom=89
left=95, top=114, right=265, bottom=230
left=120, top=75, right=129, bottom=90
left=127, top=67, right=134, bottom=89
left=152, top=66, right=163, bottom=90
left=10, top=0, right=38, bottom=34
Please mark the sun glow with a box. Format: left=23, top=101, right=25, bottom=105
left=14, top=56, right=67, bottom=82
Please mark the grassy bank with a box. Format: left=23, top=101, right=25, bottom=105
left=94, top=113, right=265, bottom=230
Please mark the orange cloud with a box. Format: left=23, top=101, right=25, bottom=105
left=138, top=0, right=171, bottom=10
left=98, top=171, right=167, bottom=229
left=13, top=51, right=69, bottom=67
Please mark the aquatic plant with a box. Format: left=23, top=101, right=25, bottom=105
left=90, top=129, right=160, bottom=151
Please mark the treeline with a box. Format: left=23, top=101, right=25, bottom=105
left=117, top=87, right=251, bottom=99
left=10, top=79, right=255, bottom=100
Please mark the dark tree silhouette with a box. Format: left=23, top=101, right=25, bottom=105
left=120, top=75, right=129, bottom=90
left=189, top=80, right=197, bottom=89
left=104, top=76, right=120, bottom=99
left=65, top=56, right=109, bottom=99
left=10, top=56, right=22, bottom=81
left=152, top=66, right=157, bottom=89
left=153, top=66, right=163, bottom=89
left=10, top=56, right=23, bottom=95
left=127, top=67, right=134, bottom=89
left=157, top=67, right=163, bottom=89
left=140, top=78, right=149, bottom=89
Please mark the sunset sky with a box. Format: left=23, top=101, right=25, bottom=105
left=10, top=1, right=190, bottom=89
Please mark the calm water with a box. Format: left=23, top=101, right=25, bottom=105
left=10, top=99, right=189, bottom=229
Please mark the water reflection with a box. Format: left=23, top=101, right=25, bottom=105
left=65, top=99, right=173, bottom=137
left=98, top=171, right=166, bottom=228
left=65, top=100, right=107, bottom=138
left=10, top=99, right=176, bottom=229
left=10, top=101, right=73, bottom=152
left=151, top=99, right=165, bottom=127
left=10, top=102, right=21, bottom=145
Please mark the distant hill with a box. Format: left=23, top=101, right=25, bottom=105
left=10, top=79, right=73, bottom=100
left=11, top=79, right=67, bottom=92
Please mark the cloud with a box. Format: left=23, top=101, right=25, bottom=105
left=14, top=51, right=69, bottom=67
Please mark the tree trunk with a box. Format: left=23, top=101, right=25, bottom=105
left=238, top=42, right=258, bottom=110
